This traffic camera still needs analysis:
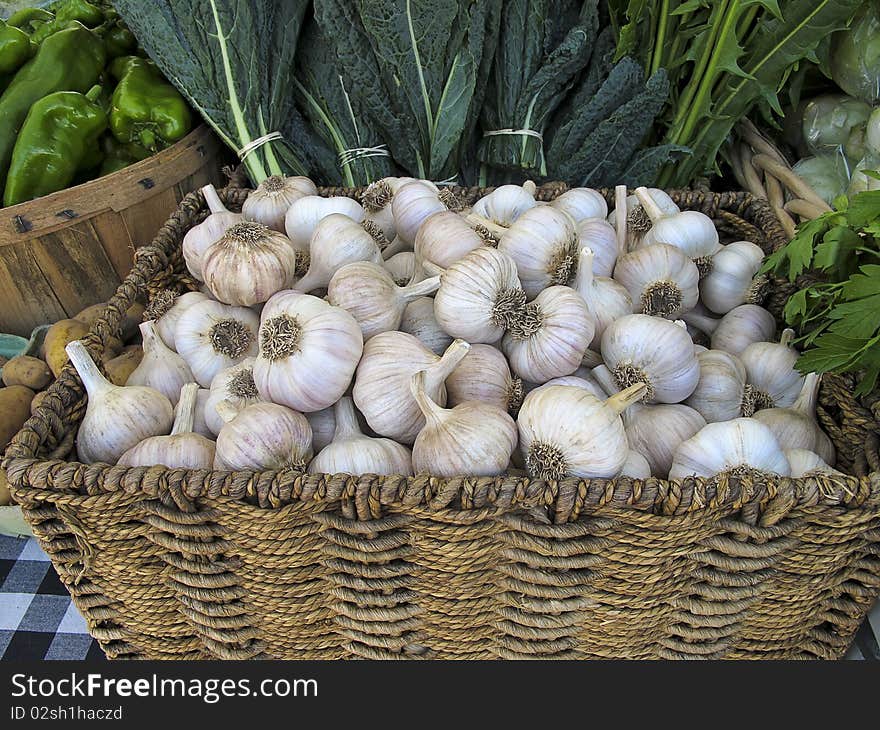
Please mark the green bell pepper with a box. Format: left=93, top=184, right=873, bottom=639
left=0, top=23, right=107, bottom=197
left=109, top=56, right=192, bottom=154
left=0, top=20, right=34, bottom=75
left=3, top=85, right=108, bottom=206
left=101, top=21, right=136, bottom=58
left=6, top=8, right=54, bottom=32
left=98, top=134, right=135, bottom=176
left=31, top=0, right=106, bottom=44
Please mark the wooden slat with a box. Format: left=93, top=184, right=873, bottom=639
left=0, top=243, right=67, bottom=336
left=120, top=186, right=180, bottom=251
left=89, top=212, right=136, bottom=282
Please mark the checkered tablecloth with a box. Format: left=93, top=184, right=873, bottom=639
left=0, top=533, right=876, bottom=661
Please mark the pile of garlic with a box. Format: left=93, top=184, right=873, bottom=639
left=64, top=175, right=842, bottom=482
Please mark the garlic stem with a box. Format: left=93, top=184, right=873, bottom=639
left=523, top=180, right=537, bottom=196
left=401, top=275, right=441, bottom=302
left=591, top=364, right=619, bottom=395
left=65, top=340, right=110, bottom=397
left=464, top=213, right=508, bottom=236
left=172, top=383, right=199, bottom=435
left=333, top=396, right=362, bottom=439
left=615, top=185, right=627, bottom=257
left=681, top=310, right=720, bottom=334
left=410, top=369, right=446, bottom=427
left=420, top=260, right=445, bottom=278
left=634, top=186, right=665, bottom=223
left=201, top=184, right=227, bottom=215
left=780, top=328, right=795, bottom=348
left=581, top=349, right=603, bottom=369
left=574, top=247, right=594, bottom=292
left=605, top=382, right=648, bottom=414
left=430, top=339, right=471, bottom=384
left=792, top=372, right=821, bottom=417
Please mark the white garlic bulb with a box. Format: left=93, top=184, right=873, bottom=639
left=202, top=221, right=299, bottom=306
left=174, top=299, right=260, bottom=387
left=392, top=181, right=447, bottom=244
left=528, top=374, right=608, bottom=401
left=399, top=297, right=453, bottom=355
left=608, top=187, right=680, bottom=253
left=784, top=449, right=843, bottom=478
left=684, top=303, right=776, bottom=355
left=360, top=179, right=397, bottom=241
left=253, top=290, right=363, bottom=413
left=620, top=450, right=652, bottom=479
left=550, top=188, right=608, bottom=225
left=614, top=243, right=700, bottom=319
left=410, top=369, right=518, bottom=477
left=306, top=407, right=336, bottom=452
left=242, top=175, right=317, bottom=232
left=183, top=184, right=243, bottom=281
left=204, top=357, right=262, bottom=436
left=118, top=383, right=215, bottom=469
left=214, top=401, right=313, bottom=471
left=601, top=314, right=700, bottom=404
left=309, top=397, right=413, bottom=477
left=699, top=241, right=768, bottom=314
left=293, top=213, right=383, bottom=293
left=517, top=382, right=646, bottom=479
left=353, top=335, right=470, bottom=444
left=625, top=402, right=707, bottom=478
left=669, top=418, right=791, bottom=479
left=498, top=206, right=579, bottom=297
left=284, top=195, right=365, bottom=253
left=66, top=340, right=173, bottom=464
left=684, top=349, right=750, bottom=422
left=327, top=261, right=440, bottom=340
left=126, top=321, right=194, bottom=405
left=572, top=247, right=633, bottom=347
left=144, top=290, right=211, bottom=351
left=414, top=210, right=484, bottom=271
left=740, top=329, right=804, bottom=409
left=471, top=183, right=537, bottom=226
left=445, top=343, right=523, bottom=414
left=384, top=251, right=417, bottom=286
left=502, top=285, right=594, bottom=383
left=577, top=218, right=620, bottom=278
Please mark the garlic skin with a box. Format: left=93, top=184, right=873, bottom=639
left=446, top=343, right=523, bottom=414
left=669, top=418, right=791, bottom=479
left=625, top=402, right=707, bottom=478
left=202, top=221, right=299, bottom=306
left=183, top=184, right=243, bottom=281
left=433, top=247, right=524, bottom=344
left=306, top=407, right=336, bottom=452
left=608, top=188, right=679, bottom=253
left=360, top=179, right=397, bottom=241
left=527, top=374, right=608, bottom=402
left=550, top=188, right=608, bottom=225
left=392, top=181, right=447, bottom=244
left=499, top=206, right=579, bottom=297
left=284, top=195, right=365, bottom=253
left=620, top=450, right=652, bottom=479
left=126, top=321, right=194, bottom=405
left=204, top=357, right=262, bottom=435
left=785, top=449, right=843, bottom=478
left=174, top=299, right=260, bottom=387
left=740, top=329, right=805, bottom=409
left=400, top=297, right=453, bottom=355
left=144, top=290, right=211, bottom=351
left=242, top=175, right=317, bottom=232
left=699, top=241, right=768, bottom=314
left=414, top=210, right=484, bottom=271
left=192, top=388, right=213, bottom=439
left=614, top=243, right=700, bottom=319
left=472, top=183, right=537, bottom=226
left=502, top=285, right=594, bottom=383
left=353, top=335, right=470, bottom=444
left=572, top=247, right=633, bottom=347
left=309, top=397, right=413, bottom=476
left=293, top=213, right=383, bottom=293
left=601, top=314, right=700, bottom=404
left=577, top=218, right=620, bottom=278
left=214, top=401, right=313, bottom=472
left=118, top=383, right=215, bottom=469
left=517, top=383, right=646, bottom=479
left=685, top=304, right=776, bottom=355
left=410, top=369, right=518, bottom=477
left=384, top=251, right=417, bottom=286
left=328, top=261, right=440, bottom=340
left=253, top=290, right=363, bottom=413
left=66, top=340, right=173, bottom=464
left=685, top=349, right=750, bottom=422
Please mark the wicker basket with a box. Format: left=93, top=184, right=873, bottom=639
left=4, top=183, right=880, bottom=660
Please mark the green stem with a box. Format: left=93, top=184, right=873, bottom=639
left=257, top=108, right=284, bottom=178
left=293, top=79, right=356, bottom=188
left=650, top=0, right=671, bottom=76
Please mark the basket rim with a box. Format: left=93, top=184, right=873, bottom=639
left=4, top=181, right=880, bottom=523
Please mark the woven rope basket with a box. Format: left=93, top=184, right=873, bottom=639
left=4, top=182, right=880, bottom=660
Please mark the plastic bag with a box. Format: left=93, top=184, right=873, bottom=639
left=792, top=154, right=851, bottom=205
left=801, top=94, right=872, bottom=159
left=831, top=3, right=880, bottom=105
left=847, top=153, right=880, bottom=196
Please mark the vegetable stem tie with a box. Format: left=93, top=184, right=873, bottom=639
left=337, top=144, right=390, bottom=168
left=237, top=131, right=284, bottom=161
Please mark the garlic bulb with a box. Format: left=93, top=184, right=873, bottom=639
left=608, top=187, right=679, bottom=253
left=471, top=183, right=536, bottom=226
left=399, top=297, right=453, bottom=355
left=620, top=450, right=652, bottom=479
left=635, top=187, right=721, bottom=274
left=242, top=175, right=317, bottom=232
left=625, top=402, right=707, bottom=478
left=214, top=401, right=313, bottom=471
left=183, top=184, right=243, bottom=281
left=284, top=195, right=365, bottom=253
left=144, top=290, right=211, bottom=351
left=785, top=449, right=843, bottom=478
left=669, top=418, right=791, bottom=479
left=174, top=299, right=260, bottom=387
left=502, top=285, right=594, bottom=383
left=414, top=210, right=484, bottom=271
left=410, top=369, right=517, bottom=477
left=684, top=349, right=750, bottom=422
left=614, top=243, right=700, bottom=319
left=550, top=188, right=608, bottom=225
left=498, top=206, right=579, bottom=297
left=384, top=251, right=417, bottom=286
left=306, top=407, right=336, bottom=452
left=204, top=357, right=262, bottom=435
left=293, top=213, right=383, bottom=293
left=118, top=383, right=215, bottom=468
left=353, top=335, right=470, bottom=444
left=684, top=303, right=776, bottom=355
left=740, top=329, right=804, bottom=409
left=66, top=340, right=173, bottom=464
left=126, top=321, right=194, bottom=405
left=202, top=221, right=299, bottom=306
left=392, top=181, right=447, bottom=244
left=601, top=314, right=700, bottom=403
left=446, top=343, right=523, bottom=414
left=192, top=388, right=213, bottom=439
left=328, top=261, right=440, bottom=340
left=529, top=375, right=607, bottom=401
left=433, top=247, right=524, bottom=344
left=517, top=382, right=646, bottom=479
left=572, top=247, right=633, bottom=347
left=577, top=218, right=619, bottom=278
left=309, top=397, right=413, bottom=476
left=699, top=241, right=768, bottom=314
left=253, top=290, right=363, bottom=413
left=360, top=179, right=397, bottom=241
